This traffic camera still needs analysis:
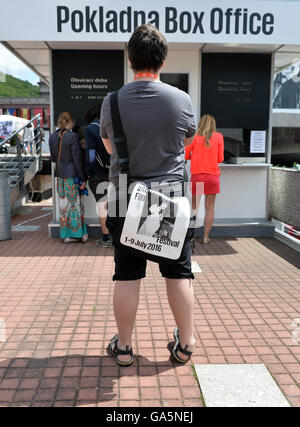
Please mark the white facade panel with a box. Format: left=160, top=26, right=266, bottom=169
left=215, top=166, right=268, bottom=219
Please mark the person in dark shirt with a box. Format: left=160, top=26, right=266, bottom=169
left=85, top=104, right=111, bottom=247
left=101, top=24, right=196, bottom=367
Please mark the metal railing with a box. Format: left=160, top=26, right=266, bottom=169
left=0, top=114, right=43, bottom=190
left=272, top=218, right=300, bottom=253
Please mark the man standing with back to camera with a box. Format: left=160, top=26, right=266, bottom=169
left=100, top=24, right=197, bottom=366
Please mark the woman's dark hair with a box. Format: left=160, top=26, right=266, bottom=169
left=127, top=23, right=168, bottom=73
left=85, top=103, right=102, bottom=124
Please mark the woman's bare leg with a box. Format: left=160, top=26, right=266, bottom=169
left=204, top=194, right=216, bottom=240
left=192, top=194, right=197, bottom=211
left=192, top=194, right=202, bottom=214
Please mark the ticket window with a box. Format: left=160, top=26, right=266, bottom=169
left=201, top=52, right=272, bottom=164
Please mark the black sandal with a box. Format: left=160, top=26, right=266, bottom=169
left=107, top=334, right=134, bottom=367
left=171, top=327, right=193, bottom=364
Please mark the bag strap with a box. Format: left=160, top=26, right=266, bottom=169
left=110, top=90, right=130, bottom=177
left=95, top=151, right=109, bottom=170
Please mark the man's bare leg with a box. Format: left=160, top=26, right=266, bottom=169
left=113, top=280, right=141, bottom=362
left=166, top=278, right=195, bottom=360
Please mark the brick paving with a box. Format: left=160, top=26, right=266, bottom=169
left=0, top=202, right=299, bottom=407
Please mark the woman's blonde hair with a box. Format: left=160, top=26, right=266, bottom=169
left=57, top=112, right=75, bottom=130
left=197, top=114, right=216, bottom=147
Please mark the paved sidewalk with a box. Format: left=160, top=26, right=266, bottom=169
left=0, top=202, right=299, bottom=407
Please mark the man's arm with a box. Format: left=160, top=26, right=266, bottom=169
left=100, top=96, right=113, bottom=155
left=102, top=138, right=113, bottom=155
left=184, top=96, right=197, bottom=147
left=183, top=136, right=195, bottom=147
left=185, top=137, right=195, bottom=159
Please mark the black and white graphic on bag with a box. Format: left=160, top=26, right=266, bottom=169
left=138, top=200, right=175, bottom=240
left=120, top=183, right=190, bottom=260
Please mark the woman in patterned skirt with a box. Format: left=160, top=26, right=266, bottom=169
left=49, top=112, right=88, bottom=243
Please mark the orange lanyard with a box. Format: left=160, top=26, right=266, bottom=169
left=134, top=72, right=159, bottom=80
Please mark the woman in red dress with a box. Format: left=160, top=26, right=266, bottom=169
left=185, top=115, right=224, bottom=244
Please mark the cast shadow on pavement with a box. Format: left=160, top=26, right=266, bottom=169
left=0, top=348, right=178, bottom=407
left=255, top=237, right=300, bottom=270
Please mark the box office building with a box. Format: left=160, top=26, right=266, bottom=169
left=1, top=0, right=300, bottom=237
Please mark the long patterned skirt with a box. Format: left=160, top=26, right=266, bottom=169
left=57, top=178, right=87, bottom=239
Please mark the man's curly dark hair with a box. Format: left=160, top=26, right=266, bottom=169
left=127, top=23, right=168, bottom=73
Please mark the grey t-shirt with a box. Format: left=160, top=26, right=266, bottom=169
left=100, top=80, right=196, bottom=188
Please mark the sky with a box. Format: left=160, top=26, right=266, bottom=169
left=0, top=44, right=39, bottom=86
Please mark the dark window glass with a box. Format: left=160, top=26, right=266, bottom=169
left=202, top=53, right=271, bottom=129
left=218, top=128, right=267, bottom=163
left=52, top=50, right=124, bottom=127
left=272, top=127, right=300, bottom=165
left=160, top=73, right=189, bottom=93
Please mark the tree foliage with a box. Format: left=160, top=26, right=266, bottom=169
left=0, top=74, right=39, bottom=98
